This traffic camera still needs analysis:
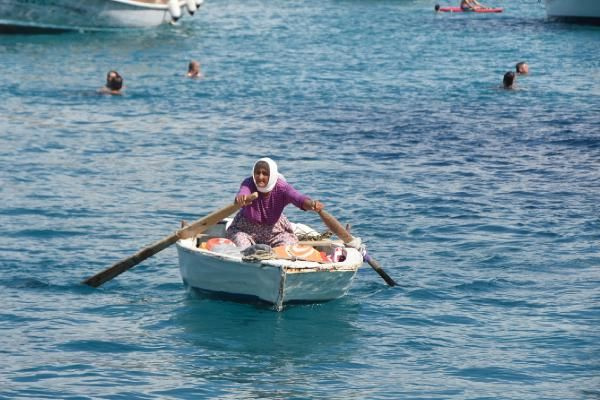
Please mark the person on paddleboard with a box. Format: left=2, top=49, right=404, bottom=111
left=226, top=157, right=324, bottom=249
left=460, top=0, right=486, bottom=11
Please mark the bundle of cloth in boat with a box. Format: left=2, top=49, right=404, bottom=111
left=203, top=237, right=346, bottom=263
left=240, top=243, right=335, bottom=263
left=241, top=244, right=276, bottom=262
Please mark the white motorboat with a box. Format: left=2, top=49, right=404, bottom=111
left=0, top=0, right=203, bottom=32
left=544, top=0, right=600, bottom=24
left=176, top=220, right=363, bottom=311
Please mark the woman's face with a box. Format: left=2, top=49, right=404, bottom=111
left=253, top=163, right=270, bottom=189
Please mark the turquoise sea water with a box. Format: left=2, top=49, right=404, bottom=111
left=1, top=0, right=599, bottom=398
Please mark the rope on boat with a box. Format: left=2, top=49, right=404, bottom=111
left=295, top=230, right=332, bottom=242
left=241, top=251, right=276, bottom=262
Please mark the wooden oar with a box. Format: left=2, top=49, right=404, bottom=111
left=82, top=192, right=258, bottom=288
left=317, top=209, right=397, bottom=287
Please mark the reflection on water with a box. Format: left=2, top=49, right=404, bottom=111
left=175, top=294, right=361, bottom=357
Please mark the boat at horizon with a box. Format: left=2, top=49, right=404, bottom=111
left=0, top=0, right=203, bottom=32
left=544, top=0, right=600, bottom=25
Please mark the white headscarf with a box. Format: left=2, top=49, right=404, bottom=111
left=253, top=157, right=284, bottom=193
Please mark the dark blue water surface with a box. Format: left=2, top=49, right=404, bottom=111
left=1, top=0, right=599, bottom=398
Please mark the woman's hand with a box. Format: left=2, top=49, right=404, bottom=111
left=304, top=198, right=324, bottom=212
left=236, top=194, right=255, bottom=206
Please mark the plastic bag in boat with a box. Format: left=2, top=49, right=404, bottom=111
left=211, top=244, right=241, bottom=256
left=205, top=238, right=240, bottom=256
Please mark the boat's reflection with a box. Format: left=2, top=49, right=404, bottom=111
left=173, top=290, right=361, bottom=358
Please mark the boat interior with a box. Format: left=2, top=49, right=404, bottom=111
left=190, top=220, right=347, bottom=263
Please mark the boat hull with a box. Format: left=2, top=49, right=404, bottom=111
left=0, top=0, right=197, bottom=31
left=544, top=0, right=600, bottom=24
left=176, top=238, right=362, bottom=310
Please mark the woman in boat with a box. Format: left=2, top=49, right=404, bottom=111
left=226, top=157, right=324, bottom=249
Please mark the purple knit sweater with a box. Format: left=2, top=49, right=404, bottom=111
left=237, top=177, right=309, bottom=225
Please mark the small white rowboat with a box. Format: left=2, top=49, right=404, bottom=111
left=0, top=0, right=203, bottom=32
left=176, top=220, right=363, bottom=310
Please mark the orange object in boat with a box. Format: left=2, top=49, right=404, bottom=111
left=273, top=244, right=325, bottom=262
left=206, top=237, right=235, bottom=251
